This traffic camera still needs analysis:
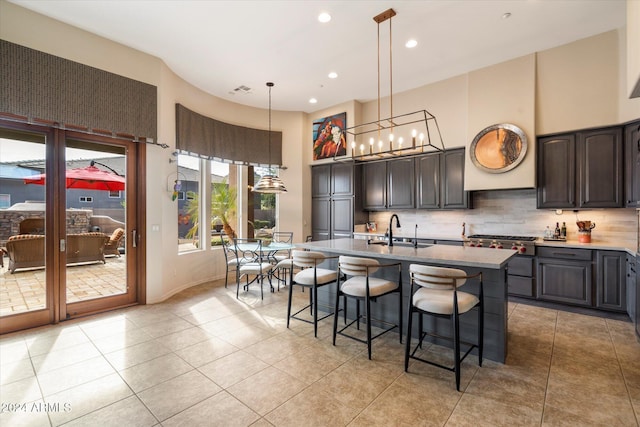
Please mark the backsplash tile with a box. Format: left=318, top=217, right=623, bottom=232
left=368, top=189, right=637, bottom=249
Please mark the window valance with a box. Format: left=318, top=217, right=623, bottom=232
left=0, top=40, right=157, bottom=140
left=175, top=104, right=282, bottom=166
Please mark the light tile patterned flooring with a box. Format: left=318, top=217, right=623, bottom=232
left=0, top=257, right=126, bottom=316
left=1, top=279, right=639, bottom=426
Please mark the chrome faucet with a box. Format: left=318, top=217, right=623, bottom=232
left=388, top=214, right=401, bottom=247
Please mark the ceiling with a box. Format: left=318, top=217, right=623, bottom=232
left=9, top=0, right=627, bottom=113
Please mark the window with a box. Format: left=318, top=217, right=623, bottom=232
left=79, top=196, right=93, bottom=203
left=251, top=167, right=277, bottom=234
left=177, top=154, right=201, bottom=253
left=211, top=161, right=236, bottom=247
left=0, top=194, right=10, bottom=209
left=108, top=190, right=121, bottom=198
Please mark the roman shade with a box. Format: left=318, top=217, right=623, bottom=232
left=175, top=104, right=282, bottom=166
left=0, top=40, right=157, bottom=140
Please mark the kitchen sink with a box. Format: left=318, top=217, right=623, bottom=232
left=367, top=239, right=430, bottom=248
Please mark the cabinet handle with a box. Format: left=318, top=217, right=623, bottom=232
left=553, top=252, right=575, bottom=257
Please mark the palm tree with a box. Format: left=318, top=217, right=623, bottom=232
left=185, top=178, right=237, bottom=242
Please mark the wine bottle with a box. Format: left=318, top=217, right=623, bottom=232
left=561, top=222, right=567, bottom=238
left=554, top=222, right=560, bottom=238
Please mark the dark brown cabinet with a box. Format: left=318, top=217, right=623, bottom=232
left=416, top=148, right=470, bottom=210
left=441, top=149, right=469, bottom=209
left=596, top=251, right=627, bottom=312
left=537, top=247, right=593, bottom=307
left=362, top=162, right=387, bottom=210
left=537, top=126, right=623, bottom=209
left=577, top=127, right=623, bottom=208
left=311, top=163, right=365, bottom=241
left=387, top=158, right=415, bottom=209
left=625, top=120, right=640, bottom=207
left=537, top=134, right=576, bottom=208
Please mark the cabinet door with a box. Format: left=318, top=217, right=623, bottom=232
left=331, top=197, right=354, bottom=238
left=624, top=121, right=640, bottom=207
left=311, top=197, right=330, bottom=237
left=362, top=162, right=387, bottom=210
left=596, top=251, right=626, bottom=312
left=537, top=134, right=576, bottom=208
left=441, top=149, right=469, bottom=209
left=537, top=257, right=592, bottom=307
left=628, top=255, right=637, bottom=321
left=417, top=153, right=440, bottom=209
left=331, top=163, right=353, bottom=196
left=387, top=158, right=415, bottom=209
left=577, top=127, right=623, bottom=208
left=311, top=165, right=331, bottom=197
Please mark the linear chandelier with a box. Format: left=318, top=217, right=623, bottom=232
left=335, top=8, right=445, bottom=162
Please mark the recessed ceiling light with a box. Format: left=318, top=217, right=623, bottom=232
left=405, top=39, right=418, bottom=48
left=328, top=72, right=338, bottom=79
left=318, top=12, right=331, bottom=23
left=309, top=98, right=318, bottom=104
left=502, top=12, right=511, bottom=19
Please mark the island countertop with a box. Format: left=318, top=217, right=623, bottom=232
left=296, top=238, right=516, bottom=269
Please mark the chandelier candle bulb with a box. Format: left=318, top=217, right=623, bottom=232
left=369, top=138, right=374, bottom=154
left=378, top=140, right=383, bottom=153
left=412, top=129, right=417, bottom=148
left=351, top=141, right=356, bottom=157
left=389, top=133, right=394, bottom=151
left=398, top=137, right=403, bottom=149
left=360, top=144, right=365, bottom=155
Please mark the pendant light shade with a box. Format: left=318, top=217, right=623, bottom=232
left=254, top=82, right=287, bottom=193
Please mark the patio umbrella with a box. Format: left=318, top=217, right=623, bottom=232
left=24, top=165, right=125, bottom=191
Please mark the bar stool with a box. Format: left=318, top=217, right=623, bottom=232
left=287, top=250, right=339, bottom=337
left=404, top=264, right=483, bottom=391
left=333, top=256, right=402, bottom=359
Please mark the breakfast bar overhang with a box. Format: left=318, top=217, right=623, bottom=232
left=297, top=238, right=517, bottom=363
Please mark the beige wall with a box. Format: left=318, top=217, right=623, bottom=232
left=466, top=55, right=536, bottom=190
left=628, top=0, right=640, bottom=98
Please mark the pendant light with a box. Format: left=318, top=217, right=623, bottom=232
left=253, top=82, right=287, bottom=193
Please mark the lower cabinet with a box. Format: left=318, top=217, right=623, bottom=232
left=534, top=247, right=629, bottom=313
left=508, top=256, right=536, bottom=298
left=537, top=247, right=593, bottom=307
left=596, top=251, right=626, bottom=312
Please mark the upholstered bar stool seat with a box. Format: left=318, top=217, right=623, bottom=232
left=333, top=255, right=402, bottom=359
left=287, top=250, right=339, bottom=337
left=405, top=264, right=483, bottom=391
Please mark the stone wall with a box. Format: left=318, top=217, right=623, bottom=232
left=0, top=209, right=92, bottom=245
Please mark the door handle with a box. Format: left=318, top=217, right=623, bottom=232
left=131, top=229, right=137, bottom=248
left=60, top=239, right=66, bottom=252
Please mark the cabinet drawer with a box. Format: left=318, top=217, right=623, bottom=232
left=508, top=256, right=534, bottom=276
left=537, top=246, right=592, bottom=261
left=508, top=276, right=535, bottom=297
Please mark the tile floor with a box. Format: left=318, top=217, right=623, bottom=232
left=1, top=279, right=639, bottom=426
left=0, top=256, right=127, bottom=316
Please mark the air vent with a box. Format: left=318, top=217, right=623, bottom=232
left=230, top=85, right=252, bottom=95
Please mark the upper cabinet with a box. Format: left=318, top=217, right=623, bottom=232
left=418, top=148, right=470, bottom=209
left=625, top=120, right=640, bottom=207
left=537, top=126, right=623, bottom=209
left=362, top=162, right=387, bottom=210
left=362, top=148, right=470, bottom=211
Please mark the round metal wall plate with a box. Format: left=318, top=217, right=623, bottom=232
left=470, top=123, right=528, bottom=174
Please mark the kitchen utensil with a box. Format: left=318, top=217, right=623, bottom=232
left=576, top=221, right=596, bottom=231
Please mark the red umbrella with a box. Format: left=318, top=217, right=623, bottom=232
left=24, top=165, right=125, bottom=191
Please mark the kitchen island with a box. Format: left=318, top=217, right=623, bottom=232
left=296, top=238, right=516, bottom=363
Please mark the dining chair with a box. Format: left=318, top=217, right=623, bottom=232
left=287, top=250, right=339, bottom=337
left=404, top=264, right=483, bottom=391
left=219, top=232, right=239, bottom=288
left=234, top=238, right=274, bottom=299
left=333, top=255, right=403, bottom=359
left=272, top=231, right=295, bottom=289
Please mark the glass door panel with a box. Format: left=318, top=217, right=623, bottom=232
left=63, top=137, right=134, bottom=319
left=0, top=126, right=54, bottom=333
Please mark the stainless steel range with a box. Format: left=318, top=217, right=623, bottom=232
left=465, top=234, right=536, bottom=255
left=465, top=234, right=537, bottom=297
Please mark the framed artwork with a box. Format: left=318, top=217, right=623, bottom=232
left=312, top=112, right=347, bottom=160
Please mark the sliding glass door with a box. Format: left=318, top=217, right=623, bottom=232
left=0, top=121, right=143, bottom=334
